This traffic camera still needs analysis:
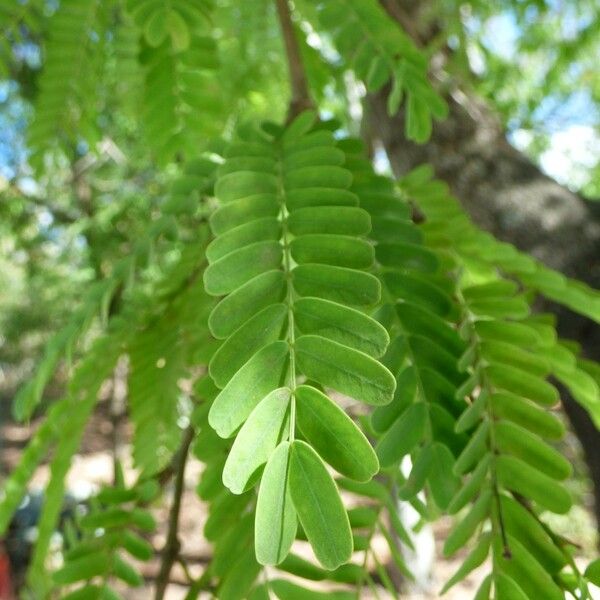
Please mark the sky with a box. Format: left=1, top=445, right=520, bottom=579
left=475, top=10, right=600, bottom=195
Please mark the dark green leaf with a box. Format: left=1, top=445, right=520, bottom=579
left=376, top=402, right=427, bottom=467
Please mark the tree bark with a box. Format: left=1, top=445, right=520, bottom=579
left=366, top=23, right=600, bottom=526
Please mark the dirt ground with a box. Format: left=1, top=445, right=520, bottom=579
left=1, top=396, right=598, bottom=599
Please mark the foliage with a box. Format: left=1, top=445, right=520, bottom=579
left=1, top=0, right=599, bottom=599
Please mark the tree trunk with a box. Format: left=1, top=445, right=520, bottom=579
left=367, top=44, right=600, bottom=527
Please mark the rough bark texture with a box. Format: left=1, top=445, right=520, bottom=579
left=367, top=9, right=600, bottom=525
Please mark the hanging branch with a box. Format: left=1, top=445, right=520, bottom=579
left=275, top=0, right=314, bottom=120
left=154, top=425, right=195, bottom=600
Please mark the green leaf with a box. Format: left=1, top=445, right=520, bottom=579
left=494, top=573, right=528, bottom=600
left=448, top=455, right=490, bottom=514
left=486, top=364, right=558, bottom=406
left=383, top=271, right=452, bottom=316
left=494, top=421, right=572, bottom=480
left=499, top=495, right=565, bottom=574
left=284, top=146, right=346, bottom=170
left=479, top=340, right=549, bottom=377
left=209, top=342, right=288, bottom=438
left=53, top=551, right=110, bottom=584
left=113, top=554, right=143, bottom=586
left=371, top=366, right=417, bottom=433
left=443, top=489, right=492, bottom=556
left=167, top=9, right=190, bottom=51
left=204, top=240, right=283, bottom=295
left=248, top=585, right=270, bottom=600
left=286, top=188, right=358, bottom=210
left=474, top=320, right=541, bottom=347
left=255, top=442, right=297, bottom=565
left=290, top=234, right=374, bottom=268
left=284, top=166, right=352, bottom=190
left=208, top=270, right=286, bottom=339
left=496, top=455, right=572, bottom=514
left=428, top=442, right=459, bottom=510
left=288, top=206, right=371, bottom=236
left=387, top=68, right=404, bottom=114
left=366, top=55, right=391, bottom=91
left=295, top=335, right=396, bottom=405
left=585, top=558, right=600, bottom=586
left=210, top=303, right=288, bottom=387
left=398, top=444, right=433, bottom=500
left=491, top=392, right=564, bottom=440
left=462, top=280, right=519, bottom=301
left=270, top=579, right=355, bottom=600
left=293, top=264, right=381, bottom=306
left=206, top=217, right=281, bottom=262
left=376, top=241, right=439, bottom=272
left=441, top=532, right=491, bottom=594
left=455, top=391, right=487, bottom=432
left=144, top=8, right=168, bottom=46
left=494, top=534, right=564, bottom=600
left=453, top=420, right=489, bottom=476
left=295, top=385, right=378, bottom=481
left=406, top=92, right=431, bottom=142
left=61, top=586, right=103, bottom=600
left=294, top=297, right=389, bottom=357
left=216, top=171, right=278, bottom=203
left=473, top=574, right=492, bottom=600
left=468, top=297, right=529, bottom=319
left=396, top=302, right=464, bottom=357
left=289, top=440, right=352, bottom=570
left=210, top=194, right=279, bottom=235
left=555, top=365, right=600, bottom=427
left=121, top=531, right=153, bottom=561
left=223, top=388, right=290, bottom=494
left=219, top=552, right=261, bottom=600
left=409, top=334, right=463, bottom=385
left=218, top=156, right=276, bottom=177
left=225, top=141, right=274, bottom=159
left=376, top=402, right=427, bottom=467
left=279, top=553, right=327, bottom=581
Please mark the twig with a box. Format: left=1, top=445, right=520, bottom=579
left=154, top=425, right=195, bottom=600
left=275, top=0, right=314, bottom=121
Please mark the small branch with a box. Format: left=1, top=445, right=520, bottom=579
left=275, top=0, right=314, bottom=121
left=154, top=426, right=195, bottom=600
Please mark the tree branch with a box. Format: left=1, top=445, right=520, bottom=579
left=275, top=0, right=313, bottom=121
left=154, top=425, right=195, bottom=600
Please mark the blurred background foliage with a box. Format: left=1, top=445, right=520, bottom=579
left=0, top=0, right=598, bottom=440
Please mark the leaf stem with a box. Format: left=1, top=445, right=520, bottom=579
left=276, top=144, right=297, bottom=441
left=154, top=425, right=195, bottom=600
